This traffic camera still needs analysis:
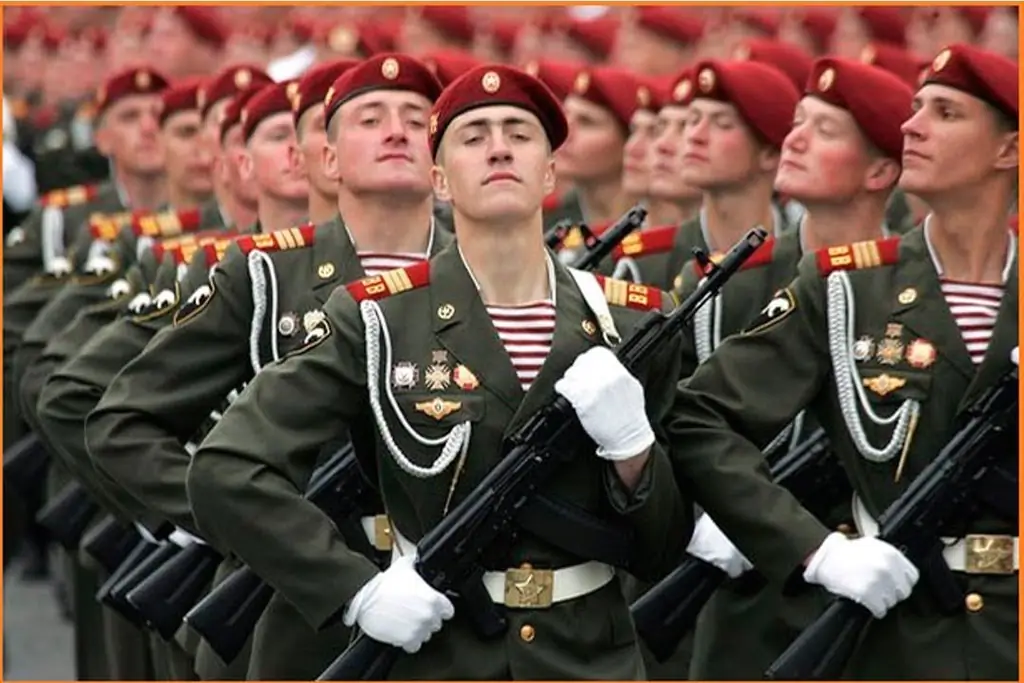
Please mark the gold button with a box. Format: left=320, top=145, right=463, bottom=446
left=965, top=593, right=984, bottom=612
left=519, top=624, right=536, bottom=642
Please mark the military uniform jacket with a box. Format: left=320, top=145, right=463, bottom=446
left=666, top=227, right=1018, bottom=679
left=86, top=216, right=451, bottom=537
left=185, top=243, right=689, bottom=681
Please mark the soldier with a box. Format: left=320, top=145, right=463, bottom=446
left=85, top=54, right=452, bottom=681
left=662, top=60, right=799, bottom=293
left=665, top=44, right=1017, bottom=679
left=615, top=7, right=704, bottom=76
left=679, top=57, right=914, bottom=680
left=145, top=6, right=229, bottom=79
left=399, top=6, right=475, bottom=57
left=830, top=7, right=908, bottom=60
left=181, top=62, right=689, bottom=681
left=647, top=68, right=703, bottom=238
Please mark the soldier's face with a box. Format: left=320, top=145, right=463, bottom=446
left=162, top=110, right=214, bottom=197
left=223, top=125, right=258, bottom=204
left=203, top=100, right=231, bottom=191
left=649, top=105, right=702, bottom=202
left=326, top=90, right=433, bottom=198
left=432, top=105, right=555, bottom=223
left=558, top=96, right=626, bottom=184
left=244, top=112, right=308, bottom=201
left=621, top=109, right=658, bottom=197
left=97, top=94, right=165, bottom=177
left=899, top=84, right=1019, bottom=196
left=829, top=9, right=871, bottom=60
left=146, top=10, right=199, bottom=77
left=296, top=104, right=335, bottom=198
left=681, top=98, right=762, bottom=190
left=616, top=27, right=694, bottom=77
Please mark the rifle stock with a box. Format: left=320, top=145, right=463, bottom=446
left=128, top=542, right=222, bottom=641
left=317, top=227, right=770, bottom=681
left=96, top=539, right=159, bottom=629
left=99, top=541, right=179, bottom=628
left=183, top=566, right=275, bottom=664
left=81, top=515, right=142, bottom=574
left=3, top=433, right=49, bottom=491
left=35, top=480, right=101, bottom=550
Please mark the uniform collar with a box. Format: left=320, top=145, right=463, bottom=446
left=699, top=201, right=785, bottom=252
left=922, top=213, right=1016, bottom=283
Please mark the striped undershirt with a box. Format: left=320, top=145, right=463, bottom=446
left=486, top=301, right=556, bottom=391
left=358, top=252, right=427, bottom=277
left=940, top=279, right=1004, bottom=365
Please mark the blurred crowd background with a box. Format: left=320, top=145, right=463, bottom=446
left=2, top=4, right=1019, bottom=233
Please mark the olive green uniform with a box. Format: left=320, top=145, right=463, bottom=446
left=666, top=227, right=1018, bottom=679
left=184, top=244, right=690, bottom=680
left=87, top=217, right=450, bottom=680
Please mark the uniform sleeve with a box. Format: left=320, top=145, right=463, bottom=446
left=186, top=286, right=380, bottom=630
left=666, top=254, right=833, bottom=583
left=84, top=244, right=253, bottom=535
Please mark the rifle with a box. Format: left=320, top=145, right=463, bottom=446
left=183, top=443, right=371, bottom=664
left=317, top=226, right=769, bottom=681
left=81, top=515, right=143, bottom=575
left=765, top=367, right=1019, bottom=680
left=568, top=205, right=645, bottom=272
left=631, top=428, right=849, bottom=662
left=3, top=433, right=50, bottom=491
left=96, top=538, right=162, bottom=629
left=35, top=480, right=101, bottom=550
left=543, top=219, right=575, bottom=250
left=127, top=540, right=222, bottom=641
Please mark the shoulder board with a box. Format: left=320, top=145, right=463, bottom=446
left=594, top=275, right=663, bottom=311
left=613, top=225, right=676, bottom=259
left=40, top=183, right=99, bottom=209
left=235, top=222, right=316, bottom=255
left=131, top=208, right=203, bottom=238
left=156, top=231, right=239, bottom=265
left=815, top=237, right=901, bottom=276
left=346, top=261, right=431, bottom=303
left=89, top=210, right=135, bottom=241
left=558, top=221, right=611, bottom=251
left=692, top=237, right=776, bottom=277
left=199, top=235, right=243, bottom=266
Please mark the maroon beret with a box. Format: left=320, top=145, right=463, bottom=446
left=797, top=9, right=839, bottom=52
left=429, top=64, right=568, bottom=158
left=860, top=42, right=927, bottom=88
left=324, top=54, right=443, bottom=130
left=689, top=59, right=799, bottom=148
left=733, top=38, right=813, bottom=92
left=921, top=43, right=1018, bottom=121
left=857, top=7, right=906, bottom=48
left=159, top=77, right=203, bottom=126
left=569, top=66, right=641, bottom=131
left=423, top=49, right=485, bottom=88
left=220, top=84, right=264, bottom=143
left=731, top=9, right=781, bottom=37
left=199, top=64, right=273, bottom=120
left=241, top=81, right=299, bottom=143
left=173, top=7, right=229, bottom=48
left=97, top=67, right=170, bottom=115
left=955, top=7, right=992, bottom=36
left=522, top=59, right=583, bottom=102
left=635, top=75, right=668, bottom=113
left=293, top=59, right=359, bottom=125
left=665, top=67, right=695, bottom=107
left=564, top=16, right=619, bottom=60
left=636, top=8, right=704, bottom=45
left=807, top=58, right=913, bottom=160
left=411, top=6, right=475, bottom=45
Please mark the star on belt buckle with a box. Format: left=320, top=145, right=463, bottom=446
left=504, top=564, right=554, bottom=609
left=372, top=514, right=393, bottom=552
left=964, top=534, right=1016, bottom=575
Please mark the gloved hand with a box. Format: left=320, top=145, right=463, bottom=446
left=803, top=532, right=919, bottom=619
left=554, top=346, right=655, bottom=461
left=1011, top=346, right=1018, bottom=366
left=686, top=515, right=753, bottom=578
left=343, top=554, right=454, bottom=653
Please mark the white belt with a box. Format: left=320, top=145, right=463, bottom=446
left=389, top=524, right=615, bottom=607
left=852, top=494, right=1019, bottom=573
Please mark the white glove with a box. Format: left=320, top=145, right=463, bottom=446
left=686, top=515, right=753, bottom=579
left=343, top=554, right=454, bottom=653
left=1011, top=346, right=1018, bottom=366
left=803, top=532, right=919, bottom=619
left=554, top=346, right=655, bottom=461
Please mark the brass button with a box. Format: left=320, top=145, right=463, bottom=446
left=965, top=593, right=984, bottom=613
left=519, top=624, right=536, bottom=642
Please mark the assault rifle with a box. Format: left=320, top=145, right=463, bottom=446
left=317, top=226, right=770, bottom=681
left=3, top=433, right=49, bottom=491
left=36, top=480, right=101, bottom=550
left=765, top=367, right=1018, bottom=679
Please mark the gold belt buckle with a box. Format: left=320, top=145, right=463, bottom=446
left=964, top=534, right=1016, bottom=575
left=504, top=563, right=554, bottom=609
left=372, top=514, right=392, bottom=552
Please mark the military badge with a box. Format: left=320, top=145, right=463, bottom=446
left=392, top=362, right=418, bottom=390
left=876, top=337, right=904, bottom=365
left=425, top=363, right=451, bottom=391
left=107, top=278, right=132, bottom=301
left=437, top=303, right=455, bottom=321
left=581, top=319, right=597, bottom=337
left=127, top=292, right=152, bottom=317
left=414, top=398, right=461, bottom=421
left=453, top=365, right=479, bottom=391
left=432, top=349, right=449, bottom=364
left=173, top=282, right=215, bottom=326
left=852, top=336, right=875, bottom=362
left=151, top=288, right=178, bottom=311
left=905, top=339, right=937, bottom=369
left=743, top=288, right=795, bottom=335
left=301, top=309, right=330, bottom=345
left=862, top=373, right=907, bottom=397
left=898, top=287, right=917, bottom=305
left=278, top=313, right=298, bottom=337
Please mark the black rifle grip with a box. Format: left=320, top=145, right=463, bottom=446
left=764, top=598, right=871, bottom=679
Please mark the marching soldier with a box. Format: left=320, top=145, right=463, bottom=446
left=665, top=44, right=1017, bottom=679
left=681, top=57, right=915, bottom=679
left=85, top=54, right=452, bottom=680
left=183, top=63, right=689, bottom=680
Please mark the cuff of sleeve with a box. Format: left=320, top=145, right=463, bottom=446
left=603, top=455, right=655, bottom=513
